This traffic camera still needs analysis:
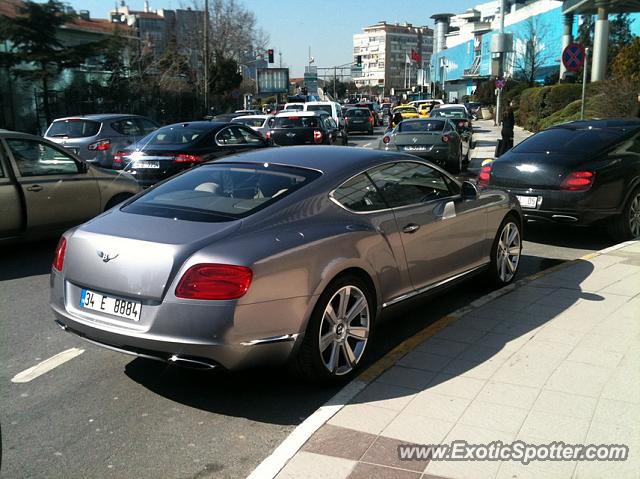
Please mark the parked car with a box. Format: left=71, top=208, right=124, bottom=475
left=114, top=121, right=269, bottom=188
left=479, top=119, right=640, bottom=240
left=303, top=101, right=346, bottom=129
left=45, top=114, right=159, bottom=169
left=266, top=111, right=348, bottom=146
left=231, top=115, right=275, bottom=137
left=429, top=105, right=474, bottom=148
left=0, top=130, right=139, bottom=242
left=50, top=146, right=523, bottom=382
left=344, top=107, right=375, bottom=135
left=378, top=118, right=467, bottom=174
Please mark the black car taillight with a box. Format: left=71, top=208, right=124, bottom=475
left=560, top=171, right=594, bottom=191
left=313, top=130, right=323, bottom=144
left=173, top=154, right=203, bottom=164
left=383, top=135, right=391, bottom=144
left=478, top=164, right=492, bottom=187
left=88, top=139, right=111, bottom=151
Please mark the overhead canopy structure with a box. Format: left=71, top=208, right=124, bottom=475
left=563, top=0, right=640, bottom=14
left=561, top=0, right=640, bottom=81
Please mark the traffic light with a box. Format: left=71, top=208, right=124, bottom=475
left=268, top=49, right=274, bottom=63
left=356, top=55, right=362, bottom=66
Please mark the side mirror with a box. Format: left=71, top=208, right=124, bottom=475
left=461, top=180, right=478, bottom=199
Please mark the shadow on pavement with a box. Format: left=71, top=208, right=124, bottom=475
left=524, top=222, right=614, bottom=250
left=0, top=239, right=57, bottom=281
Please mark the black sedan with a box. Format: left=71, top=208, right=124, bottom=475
left=266, top=111, right=348, bottom=146
left=479, top=119, right=640, bottom=240
left=113, top=121, right=268, bottom=187
left=378, top=118, right=466, bottom=174
left=344, top=107, right=375, bottom=135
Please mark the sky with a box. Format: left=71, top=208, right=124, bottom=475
left=60, top=0, right=480, bottom=76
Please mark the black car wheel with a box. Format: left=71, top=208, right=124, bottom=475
left=608, top=186, right=640, bottom=241
left=447, top=146, right=463, bottom=174
left=292, top=275, right=374, bottom=383
left=487, top=215, right=522, bottom=286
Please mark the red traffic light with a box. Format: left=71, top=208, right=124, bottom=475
left=267, top=49, right=274, bottom=63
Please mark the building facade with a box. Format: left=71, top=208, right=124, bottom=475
left=430, top=0, right=640, bottom=100
left=352, top=22, right=434, bottom=94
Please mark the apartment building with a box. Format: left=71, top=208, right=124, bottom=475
left=352, top=22, right=434, bottom=93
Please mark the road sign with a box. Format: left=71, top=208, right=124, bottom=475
left=562, top=43, right=586, bottom=72
left=256, top=68, right=289, bottom=95
left=495, top=78, right=506, bottom=89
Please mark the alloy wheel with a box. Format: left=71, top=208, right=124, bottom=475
left=629, top=192, right=640, bottom=239
left=496, top=222, right=521, bottom=283
left=318, top=285, right=370, bottom=376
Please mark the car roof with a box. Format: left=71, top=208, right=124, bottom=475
left=219, top=146, right=411, bottom=177
left=52, top=114, right=144, bottom=122
left=551, top=118, right=640, bottom=130
left=159, top=121, right=230, bottom=130
left=233, top=115, right=271, bottom=120
left=275, top=111, right=326, bottom=117
left=305, top=101, right=337, bottom=105
left=438, top=105, right=466, bottom=110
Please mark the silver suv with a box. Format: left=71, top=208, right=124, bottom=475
left=45, top=114, right=159, bottom=168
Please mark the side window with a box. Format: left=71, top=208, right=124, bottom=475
left=111, top=119, right=142, bottom=136
left=333, top=173, right=387, bottom=212
left=0, top=158, right=4, bottom=177
left=367, top=162, right=453, bottom=207
left=7, top=139, right=80, bottom=177
left=235, top=126, right=264, bottom=145
left=216, top=126, right=248, bottom=145
left=325, top=117, right=337, bottom=129
left=138, top=118, right=159, bottom=135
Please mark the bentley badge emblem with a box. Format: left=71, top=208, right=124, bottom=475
left=97, top=251, right=119, bottom=263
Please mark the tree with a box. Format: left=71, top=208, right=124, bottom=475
left=0, top=1, right=102, bottom=124
left=208, top=51, right=243, bottom=112
left=512, top=16, right=553, bottom=85
left=611, top=37, right=640, bottom=81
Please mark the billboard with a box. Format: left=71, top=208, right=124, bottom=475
left=257, top=68, right=289, bottom=95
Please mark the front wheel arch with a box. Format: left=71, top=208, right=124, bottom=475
left=104, top=192, right=134, bottom=212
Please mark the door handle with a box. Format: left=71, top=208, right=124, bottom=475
left=402, top=223, right=420, bottom=234
left=27, top=185, right=43, bottom=192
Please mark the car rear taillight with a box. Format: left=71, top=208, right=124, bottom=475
left=113, top=151, right=126, bottom=167
left=478, top=164, right=492, bottom=187
left=560, top=171, right=594, bottom=191
left=313, top=130, right=323, bottom=144
left=173, top=154, right=203, bottom=164
left=344, top=118, right=349, bottom=125
left=88, top=139, right=111, bottom=151
left=175, top=264, right=253, bottom=300
left=265, top=131, right=272, bottom=140
left=368, top=115, right=374, bottom=124
left=442, top=134, right=452, bottom=143
left=52, top=236, right=67, bottom=272
left=383, top=135, right=391, bottom=144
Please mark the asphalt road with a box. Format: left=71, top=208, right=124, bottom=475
left=0, top=127, right=617, bottom=479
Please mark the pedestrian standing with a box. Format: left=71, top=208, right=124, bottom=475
left=499, top=100, right=515, bottom=155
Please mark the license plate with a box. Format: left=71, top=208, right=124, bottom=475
left=516, top=195, right=538, bottom=209
left=404, top=146, right=427, bottom=151
left=132, top=161, right=159, bottom=169
left=80, top=289, right=141, bottom=322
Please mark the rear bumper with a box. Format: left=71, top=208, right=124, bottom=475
left=50, top=272, right=308, bottom=370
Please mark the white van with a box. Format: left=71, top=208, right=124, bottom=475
left=303, top=101, right=345, bottom=129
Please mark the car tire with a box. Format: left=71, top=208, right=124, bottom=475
left=487, top=214, right=522, bottom=286
left=291, top=275, right=374, bottom=384
left=104, top=193, right=134, bottom=212
left=607, top=186, right=640, bottom=241
left=447, top=148, right=463, bottom=175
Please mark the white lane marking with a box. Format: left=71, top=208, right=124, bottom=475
left=246, top=379, right=368, bottom=479
left=11, top=348, right=85, bottom=383
left=362, top=142, right=371, bottom=148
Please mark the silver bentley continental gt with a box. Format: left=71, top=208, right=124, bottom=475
left=50, top=146, right=523, bottom=382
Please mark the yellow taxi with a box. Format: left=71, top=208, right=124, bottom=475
left=391, top=105, right=420, bottom=120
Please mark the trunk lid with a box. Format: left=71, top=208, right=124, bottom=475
left=490, top=152, right=585, bottom=189
left=393, top=132, right=443, bottom=146
left=64, top=210, right=242, bottom=300
left=271, top=128, right=316, bottom=146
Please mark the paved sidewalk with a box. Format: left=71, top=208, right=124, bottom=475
left=274, top=242, right=640, bottom=479
left=467, top=120, right=531, bottom=174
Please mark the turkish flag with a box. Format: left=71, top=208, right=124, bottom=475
left=411, top=48, right=422, bottom=64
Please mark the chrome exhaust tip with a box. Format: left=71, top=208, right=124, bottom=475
left=167, top=354, right=217, bottom=370
left=54, top=320, right=68, bottom=331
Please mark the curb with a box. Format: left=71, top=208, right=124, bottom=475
left=247, top=240, right=637, bottom=479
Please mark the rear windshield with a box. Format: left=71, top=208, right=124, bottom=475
left=142, top=125, right=211, bottom=146
left=398, top=120, right=445, bottom=133
left=47, top=119, right=100, bottom=138
left=233, top=117, right=266, bottom=128
left=346, top=109, right=370, bottom=117
left=123, top=163, right=321, bottom=221
left=394, top=107, right=417, bottom=114
left=306, top=105, right=332, bottom=115
left=274, top=116, right=319, bottom=128
left=512, top=127, right=623, bottom=154
left=431, top=109, right=466, bottom=118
